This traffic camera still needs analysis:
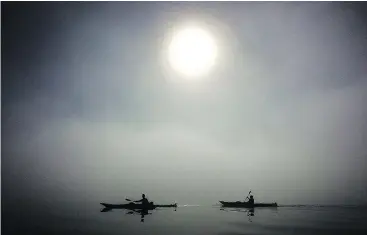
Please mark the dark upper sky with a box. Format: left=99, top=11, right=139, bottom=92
left=2, top=2, right=367, bottom=206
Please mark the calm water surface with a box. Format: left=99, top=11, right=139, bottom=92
left=3, top=202, right=367, bottom=235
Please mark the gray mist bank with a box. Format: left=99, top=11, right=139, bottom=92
left=2, top=2, right=367, bottom=207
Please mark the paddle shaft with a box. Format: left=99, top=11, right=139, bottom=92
left=245, top=191, right=252, bottom=200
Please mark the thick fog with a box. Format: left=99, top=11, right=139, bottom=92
left=2, top=2, right=367, bottom=207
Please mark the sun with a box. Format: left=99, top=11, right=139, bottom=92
left=168, top=27, right=217, bottom=78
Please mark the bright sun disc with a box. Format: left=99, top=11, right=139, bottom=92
left=168, top=27, right=217, bottom=78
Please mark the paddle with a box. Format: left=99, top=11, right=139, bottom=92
left=126, top=197, right=148, bottom=203
left=126, top=197, right=152, bottom=203
left=245, top=191, right=252, bottom=201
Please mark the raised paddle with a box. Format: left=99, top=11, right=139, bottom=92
left=245, top=191, right=252, bottom=201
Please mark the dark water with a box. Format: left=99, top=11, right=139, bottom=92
left=3, top=202, right=367, bottom=235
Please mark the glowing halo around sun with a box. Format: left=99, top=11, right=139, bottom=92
left=167, top=27, right=217, bottom=78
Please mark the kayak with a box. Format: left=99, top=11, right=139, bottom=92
left=219, top=201, right=278, bottom=208
left=100, top=202, right=177, bottom=210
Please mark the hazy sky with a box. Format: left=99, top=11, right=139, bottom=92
left=2, top=2, right=367, bottom=207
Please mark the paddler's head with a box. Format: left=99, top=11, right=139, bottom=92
left=250, top=195, right=253, bottom=198
left=142, top=194, right=146, bottom=198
